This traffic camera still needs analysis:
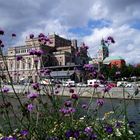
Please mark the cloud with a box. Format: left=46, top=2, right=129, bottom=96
left=83, top=25, right=140, bottom=64
left=89, top=0, right=140, bottom=26
left=0, top=0, right=140, bottom=64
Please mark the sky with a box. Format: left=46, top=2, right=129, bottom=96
left=0, top=0, right=140, bottom=64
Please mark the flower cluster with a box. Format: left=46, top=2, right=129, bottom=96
left=83, top=64, right=95, bottom=72
left=1, top=87, right=9, bottom=93
left=0, top=32, right=138, bottom=140
left=59, top=107, right=76, bottom=116
left=29, top=49, right=43, bottom=57
left=32, top=83, right=40, bottom=91
left=16, top=56, right=23, bottom=61
left=103, top=36, right=115, bottom=46
left=27, top=92, right=39, bottom=99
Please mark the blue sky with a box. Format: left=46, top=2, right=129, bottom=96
left=68, top=20, right=111, bottom=37
left=0, top=0, right=140, bottom=64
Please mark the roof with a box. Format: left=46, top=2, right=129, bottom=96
left=103, top=56, right=124, bottom=64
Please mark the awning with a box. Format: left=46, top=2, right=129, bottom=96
left=50, top=71, right=74, bottom=78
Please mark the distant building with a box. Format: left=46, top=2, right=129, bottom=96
left=0, top=34, right=88, bottom=83
left=103, top=56, right=125, bottom=68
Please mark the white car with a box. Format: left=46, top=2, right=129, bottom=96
left=63, top=81, right=75, bottom=87
left=76, top=83, right=87, bottom=87
left=125, top=83, right=132, bottom=88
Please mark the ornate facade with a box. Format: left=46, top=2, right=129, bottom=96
left=0, top=34, right=88, bottom=83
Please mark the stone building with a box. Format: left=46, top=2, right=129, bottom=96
left=1, top=34, right=88, bottom=83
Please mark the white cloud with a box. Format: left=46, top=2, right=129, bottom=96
left=83, top=25, right=140, bottom=64
left=1, top=0, right=140, bottom=64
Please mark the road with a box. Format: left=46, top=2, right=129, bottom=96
left=1, top=84, right=140, bottom=99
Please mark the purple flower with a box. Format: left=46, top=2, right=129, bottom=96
left=16, top=56, right=22, bottom=61
left=98, top=74, right=105, bottom=80
left=32, top=83, right=40, bottom=90
left=93, top=82, right=99, bottom=88
left=69, top=88, right=74, bottom=93
left=0, top=40, right=3, bottom=45
left=44, top=68, right=51, bottom=75
left=40, top=69, right=44, bottom=73
left=83, top=64, right=94, bottom=71
left=29, top=49, right=35, bottom=55
left=34, top=58, right=39, bottom=63
left=38, top=33, right=45, bottom=38
left=96, top=99, right=104, bottom=106
left=82, top=104, right=88, bottom=109
left=68, top=107, right=76, bottom=113
left=65, top=130, right=79, bottom=139
left=90, top=134, right=97, bottom=140
left=103, top=85, right=111, bottom=93
left=129, top=121, right=136, bottom=128
left=115, top=121, right=122, bottom=128
left=27, top=92, right=39, bottom=99
left=49, top=40, right=53, bottom=44
left=29, top=34, right=34, bottom=39
left=71, top=94, right=78, bottom=100
left=100, top=80, right=107, bottom=85
left=57, top=84, right=61, bottom=88
left=27, top=104, right=34, bottom=111
left=20, top=129, right=29, bottom=136
left=65, top=130, right=73, bottom=138
left=1, top=137, right=16, bottom=140
left=35, top=50, right=43, bottom=57
left=64, top=100, right=72, bottom=107
left=84, top=127, right=93, bottom=134
left=0, top=30, right=4, bottom=35
left=44, top=37, right=50, bottom=42
left=104, top=125, right=113, bottom=134
left=12, top=33, right=16, bottom=37
left=107, top=36, right=115, bottom=44
left=59, top=107, right=75, bottom=116
left=38, top=38, right=42, bottom=42
left=73, top=130, right=79, bottom=139
left=2, top=87, right=9, bottom=93
left=75, top=51, right=80, bottom=56
left=55, top=90, right=59, bottom=94
left=0, top=43, right=4, bottom=47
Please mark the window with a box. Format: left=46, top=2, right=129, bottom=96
left=21, top=49, right=26, bottom=53
left=16, top=50, right=20, bottom=53
left=28, top=63, right=31, bottom=69
left=17, top=63, right=20, bottom=69
left=10, top=63, right=13, bottom=70
left=22, top=63, right=25, bottom=69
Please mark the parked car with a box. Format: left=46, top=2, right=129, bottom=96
left=117, top=81, right=128, bottom=87
left=108, top=83, right=117, bottom=87
left=39, top=79, right=53, bottom=85
left=87, top=79, right=100, bottom=87
left=98, top=84, right=105, bottom=88
left=63, top=80, right=75, bottom=87
left=76, top=83, right=87, bottom=87
left=125, top=83, right=132, bottom=88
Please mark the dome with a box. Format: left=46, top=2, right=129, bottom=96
left=103, top=56, right=124, bottom=64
